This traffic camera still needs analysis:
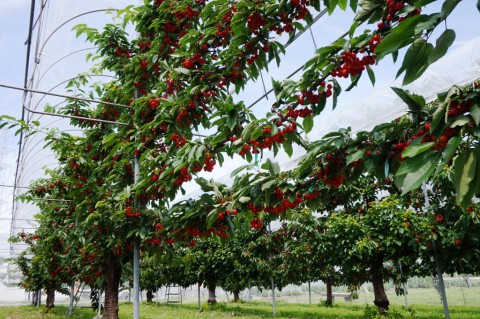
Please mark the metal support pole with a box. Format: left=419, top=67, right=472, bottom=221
left=308, top=281, right=312, bottom=305
left=270, top=276, right=276, bottom=316
left=402, top=282, right=409, bottom=309
left=268, top=224, right=276, bottom=316
left=68, top=283, right=74, bottom=316
left=422, top=183, right=450, bottom=319
left=133, top=156, right=140, bottom=319
left=460, top=285, right=467, bottom=305
left=198, top=283, right=201, bottom=310
left=98, top=290, right=102, bottom=316
left=399, top=263, right=409, bottom=309
left=133, top=239, right=140, bottom=318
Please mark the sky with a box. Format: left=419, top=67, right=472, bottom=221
left=0, top=0, right=479, bottom=256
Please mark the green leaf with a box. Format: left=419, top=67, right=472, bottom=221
left=451, top=115, right=470, bottom=127
left=441, top=0, right=461, bottom=20
left=402, top=39, right=434, bottom=85
left=242, top=121, right=256, bottom=142
left=477, top=0, right=480, bottom=12
left=391, top=87, right=425, bottom=112
left=325, top=0, right=339, bottom=14
left=303, top=116, right=314, bottom=133
left=188, top=145, right=198, bottom=161
left=239, top=196, right=251, bottom=203
left=261, top=179, right=277, bottom=191
left=396, top=38, right=430, bottom=81
left=354, top=0, right=383, bottom=23
left=173, top=67, right=190, bottom=75
left=431, top=102, right=447, bottom=132
left=284, top=140, right=293, bottom=157
left=231, top=164, right=251, bottom=177
left=346, top=149, right=364, bottom=165
left=463, top=146, right=480, bottom=205
left=434, top=135, right=461, bottom=177
left=470, top=103, right=480, bottom=126
left=349, top=21, right=358, bottom=39
left=272, top=79, right=282, bottom=100
left=102, top=132, right=118, bottom=146
left=338, top=0, right=347, bottom=10
left=366, top=65, right=375, bottom=86
left=349, top=0, right=359, bottom=12
left=345, top=73, right=362, bottom=91
left=266, top=159, right=280, bottom=176
left=453, top=150, right=477, bottom=206
left=226, top=113, right=237, bottom=131
left=428, top=29, right=456, bottom=64
left=396, top=152, right=441, bottom=194
left=195, top=145, right=205, bottom=161
left=402, top=142, right=435, bottom=158
left=375, top=15, right=425, bottom=59
left=332, top=78, right=341, bottom=110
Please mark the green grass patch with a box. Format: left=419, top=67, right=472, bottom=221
left=1, top=301, right=480, bottom=318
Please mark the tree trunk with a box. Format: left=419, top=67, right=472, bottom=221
left=46, top=288, right=55, bottom=309
left=102, top=253, right=122, bottom=319
left=207, top=284, right=216, bottom=304
left=233, top=290, right=240, bottom=302
left=146, top=290, right=154, bottom=303
left=325, top=277, right=333, bottom=306
left=371, top=268, right=389, bottom=315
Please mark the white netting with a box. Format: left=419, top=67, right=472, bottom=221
left=1, top=0, right=138, bottom=259
left=0, top=0, right=479, bottom=259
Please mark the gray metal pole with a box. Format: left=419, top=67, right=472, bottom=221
left=133, top=239, right=140, bottom=318
left=198, top=283, right=201, bottom=310
left=403, top=283, right=409, bottom=309
left=68, top=283, right=74, bottom=316
left=98, top=290, right=102, bottom=316
left=133, top=156, right=141, bottom=319
left=267, top=224, right=276, bottom=316
left=460, top=285, right=467, bottom=305
left=422, top=183, right=450, bottom=319
left=270, top=277, right=276, bottom=316
left=399, top=263, right=409, bottom=309
left=308, top=281, right=312, bottom=305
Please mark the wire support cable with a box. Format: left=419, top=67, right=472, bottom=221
left=247, top=28, right=349, bottom=110
left=0, top=83, right=132, bottom=109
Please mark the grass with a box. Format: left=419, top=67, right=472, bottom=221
left=1, top=301, right=480, bottom=319
left=234, top=286, right=480, bottom=307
